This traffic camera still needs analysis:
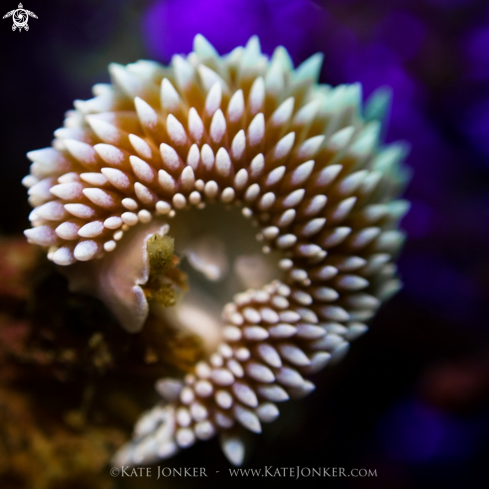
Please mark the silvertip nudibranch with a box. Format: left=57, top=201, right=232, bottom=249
left=23, top=35, right=410, bottom=466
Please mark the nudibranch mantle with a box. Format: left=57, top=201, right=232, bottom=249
left=22, top=35, right=410, bottom=466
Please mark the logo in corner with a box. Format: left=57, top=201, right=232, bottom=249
left=3, top=3, right=37, bottom=31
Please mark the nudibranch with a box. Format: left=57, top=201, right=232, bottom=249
left=22, top=35, right=410, bottom=466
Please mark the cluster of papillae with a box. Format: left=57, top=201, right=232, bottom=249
left=119, top=279, right=366, bottom=466
left=23, top=35, right=409, bottom=465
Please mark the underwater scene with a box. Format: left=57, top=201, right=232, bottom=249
left=1, top=1, right=488, bottom=488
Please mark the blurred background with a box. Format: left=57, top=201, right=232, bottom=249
left=1, top=0, right=489, bottom=488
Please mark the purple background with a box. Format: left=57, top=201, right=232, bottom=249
left=1, top=1, right=489, bottom=487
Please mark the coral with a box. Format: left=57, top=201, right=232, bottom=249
left=0, top=385, right=123, bottom=489
left=22, top=35, right=410, bottom=465
left=0, top=239, right=123, bottom=489
left=0, top=237, right=197, bottom=489
left=0, top=237, right=39, bottom=301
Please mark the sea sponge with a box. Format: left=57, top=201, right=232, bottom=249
left=22, top=35, right=410, bottom=465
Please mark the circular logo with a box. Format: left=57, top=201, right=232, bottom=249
left=12, top=9, right=28, bottom=30
left=3, top=3, right=38, bottom=32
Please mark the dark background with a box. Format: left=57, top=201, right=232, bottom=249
left=1, top=1, right=489, bottom=487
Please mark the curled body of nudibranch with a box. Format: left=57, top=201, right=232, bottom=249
left=23, top=35, right=410, bottom=465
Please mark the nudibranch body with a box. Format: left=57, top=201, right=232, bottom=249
left=22, top=35, right=410, bottom=466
